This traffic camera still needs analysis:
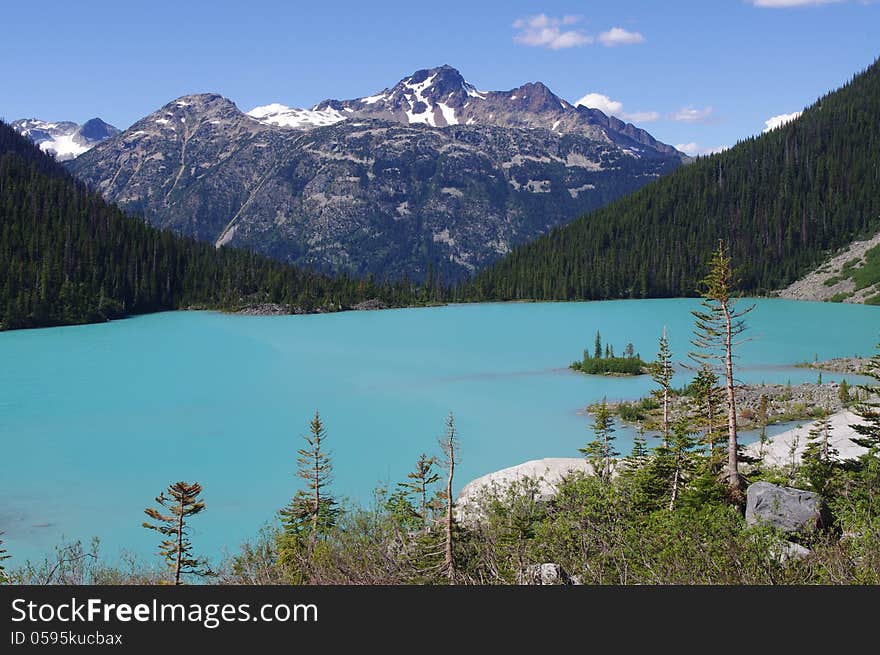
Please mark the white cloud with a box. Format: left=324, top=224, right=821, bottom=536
left=675, top=142, right=728, bottom=156
left=575, top=93, right=659, bottom=123
left=575, top=93, right=623, bottom=115
left=749, top=0, right=845, bottom=7
left=763, top=111, right=802, bottom=132
left=512, top=14, right=593, bottom=49
left=623, top=110, right=660, bottom=122
left=598, top=27, right=646, bottom=47
left=670, top=105, right=714, bottom=122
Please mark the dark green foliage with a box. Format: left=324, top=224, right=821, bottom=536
left=579, top=399, right=618, bottom=481
left=571, top=330, right=648, bottom=375
left=0, top=121, right=421, bottom=330
left=279, top=412, right=338, bottom=540
left=467, top=58, right=880, bottom=301
left=616, top=397, right=660, bottom=422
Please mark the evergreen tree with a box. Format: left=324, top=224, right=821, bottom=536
left=594, top=330, right=603, bottom=360
left=665, top=417, right=700, bottom=511
left=625, top=342, right=635, bottom=359
left=690, top=365, right=724, bottom=458
left=650, top=327, right=674, bottom=446
left=839, top=379, right=851, bottom=406
left=280, top=411, right=338, bottom=538
left=398, top=453, right=440, bottom=532
left=801, top=410, right=839, bottom=496
left=689, top=242, right=754, bottom=505
left=142, top=481, right=212, bottom=584
left=579, top=399, right=618, bottom=482
left=852, top=344, right=880, bottom=452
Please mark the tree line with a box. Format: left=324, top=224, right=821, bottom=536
left=4, top=244, right=880, bottom=585
left=0, top=121, right=430, bottom=330
left=465, top=57, right=880, bottom=302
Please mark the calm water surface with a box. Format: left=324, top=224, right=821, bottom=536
left=1, top=299, right=877, bottom=565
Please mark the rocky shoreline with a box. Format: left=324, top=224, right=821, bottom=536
left=795, top=357, right=869, bottom=375
left=604, top=380, right=860, bottom=432
left=232, top=298, right=397, bottom=316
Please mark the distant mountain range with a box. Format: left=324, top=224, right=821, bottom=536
left=58, top=65, right=685, bottom=282
left=11, top=117, right=118, bottom=161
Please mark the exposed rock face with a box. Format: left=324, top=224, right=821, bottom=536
left=68, top=66, right=684, bottom=282
left=776, top=228, right=880, bottom=304
left=745, top=482, right=830, bottom=536
left=517, top=563, right=575, bottom=585
left=11, top=117, right=119, bottom=161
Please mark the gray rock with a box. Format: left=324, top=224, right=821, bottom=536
left=776, top=541, right=811, bottom=563
left=67, top=66, right=685, bottom=283
left=745, top=481, right=830, bottom=535
left=518, top=563, right=574, bottom=586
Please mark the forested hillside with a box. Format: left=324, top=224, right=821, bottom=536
left=0, top=122, right=420, bottom=330
left=467, top=58, right=880, bottom=300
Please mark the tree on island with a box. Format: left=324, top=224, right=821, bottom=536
left=689, top=241, right=754, bottom=506
left=142, top=481, right=213, bottom=585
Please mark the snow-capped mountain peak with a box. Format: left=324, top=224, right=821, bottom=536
left=11, top=117, right=119, bottom=161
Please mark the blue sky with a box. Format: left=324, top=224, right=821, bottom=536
left=1, top=0, right=877, bottom=155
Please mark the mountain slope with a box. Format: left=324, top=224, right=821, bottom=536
left=68, top=66, right=685, bottom=282
left=11, top=117, right=119, bottom=160
left=0, top=121, right=417, bottom=330
left=468, top=58, right=880, bottom=301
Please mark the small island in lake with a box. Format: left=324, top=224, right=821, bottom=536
left=570, top=330, right=649, bottom=376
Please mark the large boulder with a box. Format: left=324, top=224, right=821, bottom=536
left=745, top=481, right=830, bottom=536
left=456, top=458, right=594, bottom=521
left=517, top=563, right=576, bottom=586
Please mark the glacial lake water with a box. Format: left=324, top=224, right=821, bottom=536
left=1, top=298, right=877, bottom=567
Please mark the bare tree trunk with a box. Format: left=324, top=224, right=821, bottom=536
left=722, top=303, right=742, bottom=499
left=444, top=454, right=455, bottom=583
left=662, top=388, right=669, bottom=448
left=669, top=464, right=680, bottom=512
left=175, top=502, right=184, bottom=586
left=313, top=451, right=320, bottom=532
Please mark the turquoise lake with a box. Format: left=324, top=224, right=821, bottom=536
left=1, top=298, right=877, bottom=567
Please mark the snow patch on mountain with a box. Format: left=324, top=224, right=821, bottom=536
left=247, top=103, right=347, bottom=129
left=11, top=117, right=119, bottom=161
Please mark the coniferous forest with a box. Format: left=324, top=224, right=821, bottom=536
left=0, top=122, right=430, bottom=330
left=467, top=58, right=880, bottom=301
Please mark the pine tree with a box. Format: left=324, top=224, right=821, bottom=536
left=650, top=327, right=674, bottom=446
left=689, top=241, right=754, bottom=505
left=852, top=344, right=880, bottom=452
left=839, top=379, right=851, bottom=405
left=801, top=409, right=839, bottom=496
left=438, top=412, right=460, bottom=583
left=690, top=365, right=724, bottom=458
left=142, top=481, right=212, bottom=585
left=757, top=394, right=770, bottom=461
left=398, top=453, right=440, bottom=532
left=594, top=330, right=602, bottom=360
left=665, top=417, right=700, bottom=511
left=280, top=411, right=338, bottom=538
left=579, top=399, right=618, bottom=482
left=625, top=342, right=635, bottom=359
